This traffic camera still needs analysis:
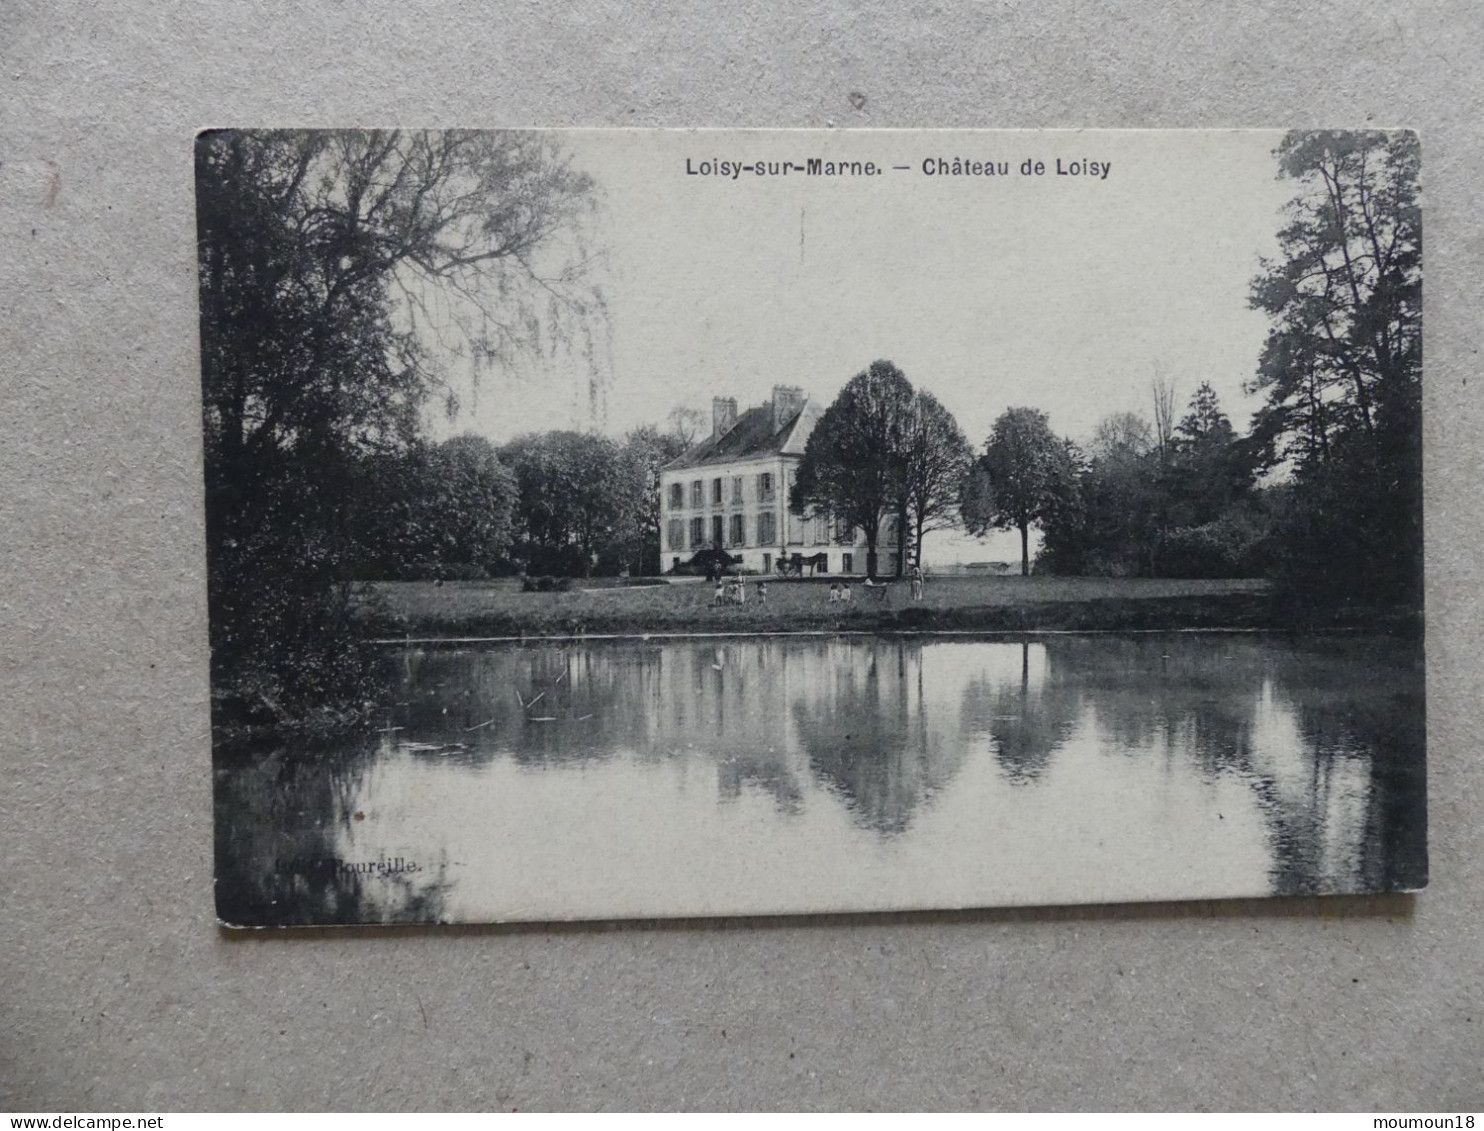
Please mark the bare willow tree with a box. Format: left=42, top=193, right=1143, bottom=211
left=1091, top=411, right=1154, bottom=461
left=196, top=129, right=606, bottom=715
left=1150, top=366, right=1177, bottom=467
left=198, top=130, right=604, bottom=467
left=665, top=405, right=708, bottom=448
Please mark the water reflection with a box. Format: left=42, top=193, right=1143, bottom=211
left=215, top=632, right=1425, bottom=924
left=791, top=642, right=965, bottom=834
left=214, top=738, right=454, bottom=926
left=961, top=642, right=1080, bottom=785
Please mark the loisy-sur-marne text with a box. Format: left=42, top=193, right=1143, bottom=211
left=684, top=156, right=1112, bottom=180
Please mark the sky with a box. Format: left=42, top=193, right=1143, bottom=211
left=431, top=129, right=1295, bottom=564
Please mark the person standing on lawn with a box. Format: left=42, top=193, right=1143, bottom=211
left=910, top=562, right=924, bottom=601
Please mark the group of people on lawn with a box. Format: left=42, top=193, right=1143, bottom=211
left=713, top=574, right=762, bottom=606
left=708, top=563, right=925, bottom=608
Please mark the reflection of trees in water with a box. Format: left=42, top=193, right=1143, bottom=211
left=394, top=639, right=975, bottom=825
left=219, top=633, right=1424, bottom=921
left=389, top=645, right=654, bottom=767
left=717, top=754, right=804, bottom=815
left=791, top=641, right=965, bottom=835
left=1277, top=670, right=1426, bottom=895
left=997, top=634, right=1426, bottom=895
left=214, top=737, right=452, bottom=926
left=960, top=642, right=1082, bottom=785
left=393, top=641, right=819, bottom=809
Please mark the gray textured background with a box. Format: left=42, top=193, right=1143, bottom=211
left=3, top=0, right=1481, bottom=1111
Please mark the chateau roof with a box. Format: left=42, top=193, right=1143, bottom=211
left=663, top=398, right=823, bottom=472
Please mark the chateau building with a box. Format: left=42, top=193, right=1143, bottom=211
left=659, top=385, right=897, bottom=575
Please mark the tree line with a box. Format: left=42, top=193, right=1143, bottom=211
left=962, top=129, right=1421, bottom=605
left=796, top=129, right=1421, bottom=608
left=337, top=423, right=690, bottom=582
left=791, top=365, right=1264, bottom=582
left=973, top=381, right=1263, bottom=579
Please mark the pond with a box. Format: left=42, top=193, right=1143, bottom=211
left=214, top=632, right=1426, bottom=925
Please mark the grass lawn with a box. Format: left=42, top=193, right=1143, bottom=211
left=356, top=575, right=1282, bottom=638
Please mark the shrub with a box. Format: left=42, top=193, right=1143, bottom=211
left=1159, top=509, right=1270, bottom=579
left=404, top=561, right=489, bottom=582
left=521, top=575, right=575, bottom=593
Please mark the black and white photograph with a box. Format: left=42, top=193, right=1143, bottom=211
left=198, top=128, right=1424, bottom=926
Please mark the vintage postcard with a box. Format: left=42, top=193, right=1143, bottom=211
left=198, top=128, right=1424, bottom=925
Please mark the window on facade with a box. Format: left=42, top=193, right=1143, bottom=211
left=668, top=483, right=684, bottom=510
left=690, top=517, right=705, bottom=548
left=834, top=516, right=853, bottom=544
left=842, top=552, right=854, bottom=574
left=667, top=519, right=685, bottom=552
left=787, top=512, right=805, bottom=546
left=813, top=514, right=830, bottom=545
left=731, top=477, right=743, bottom=504
left=786, top=468, right=802, bottom=514
left=690, top=480, right=703, bottom=508
left=711, top=515, right=724, bottom=547
left=711, top=477, right=723, bottom=505
left=757, top=511, right=776, bottom=545
left=758, top=472, right=774, bottom=502
left=729, top=513, right=745, bottom=546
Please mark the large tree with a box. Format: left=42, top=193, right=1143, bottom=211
left=196, top=129, right=600, bottom=713
left=963, top=407, right=1080, bottom=576
left=420, top=436, right=519, bottom=572
left=1247, top=129, right=1421, bottom=604
left=1041, top=411, right=1161, bottom=577
left=500, top=431, right=626, bottom=575
left=350, top=436, right=517, bottom=579
left=612, top=424, right=688, bottom=576
left=903, top=390, right=974, bottom=567
left=1167, top=382, right=1253, bottom=529
left=792, top=360, right=917, bottom=577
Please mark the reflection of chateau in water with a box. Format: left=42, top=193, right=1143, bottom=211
left=216, top=633, right=1424, bottom=925
left=396, top=638, right=968, bottom=834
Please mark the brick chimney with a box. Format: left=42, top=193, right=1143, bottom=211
left=771, top=385, right=806, bottom=432
left=712, top=396, right=738, bottom=438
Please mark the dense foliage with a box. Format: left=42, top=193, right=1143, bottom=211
left=1248, top=130, right=1422, bottom=606
left=197, top=129, right=599, bottom=720
left=495, top=426, right=685, bottom=577
left=350, top=435, right=517, bottom=581
left=1034, top=383, right=1262, bottom=579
